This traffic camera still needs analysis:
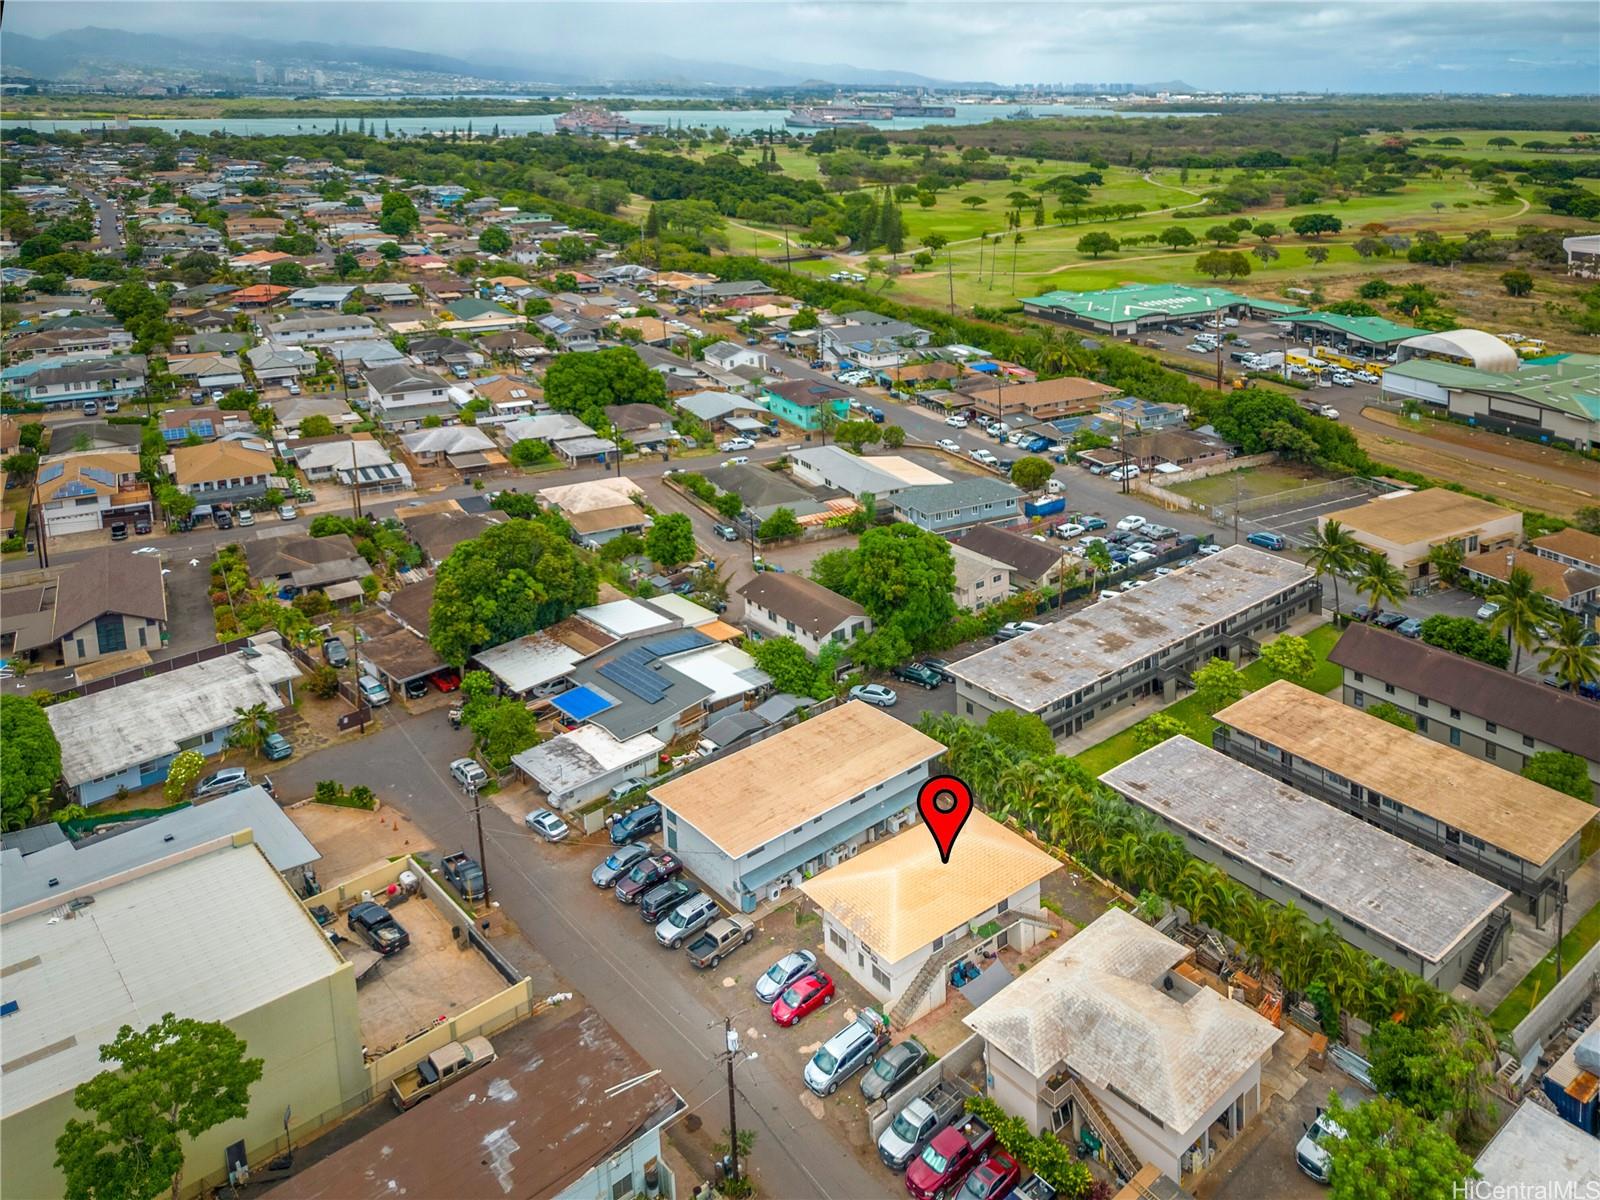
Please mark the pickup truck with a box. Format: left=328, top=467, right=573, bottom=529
left=877, top=1081, right=967, bottom=1171
left=441, top=852, right=488, bottom=901
left=685, top=915, right=756, bottom=969
left=905, top=1115, right=994, bottom=1199
left=390, top=1037, right=496, bottom=1110
left=614, top=853, right=683, bottom=904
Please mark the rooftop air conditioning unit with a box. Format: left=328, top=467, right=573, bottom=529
left=845, top=843, right=859, bottom=858
left=825, top=848, right=844, bottom=869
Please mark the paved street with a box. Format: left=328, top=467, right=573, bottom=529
left=267, top=706, right=897, bottom=1200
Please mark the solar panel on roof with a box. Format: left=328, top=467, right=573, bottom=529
left=640, top=630, right=711, bottom=659
left=37, top=463, right=63, bottom=483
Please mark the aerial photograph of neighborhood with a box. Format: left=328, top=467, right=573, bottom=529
left=0, top=1, right=1598, bottom=1197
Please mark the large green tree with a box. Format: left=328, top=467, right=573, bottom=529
left=1259, top=634, right=1316, bottom=686
left=842, top=523, right=957, bottom=647
left=1486, top=566, right=1552, bottom=674
left=1009, top=456, right=1053, bottom=492
left=429, top=518, right=599, bottom=666
left=1, top=694, right=62, bottom=830
left=746, top=636, right=839, bottom=700
left=644, top=512, right=697, bottom=568
left=1191, top=658, right=1246, bottom=714
left=1323, top=1095, right=1475, bottom=1200
left=1538, top=611, right=1600, bottom=691
left=1418, top=614, right=1510, bottom=667
left=1354, top=550, right=1407, bottom=618
left=55, top=1014, right=265, bottom=1200
left=543, top=347, right=668, bottom=429
left=1522, top=751, right=1593, bottom=800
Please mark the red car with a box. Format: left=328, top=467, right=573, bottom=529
left=771, top=971, right=834, bottom=1026
left=430, top=669, right=461, bottom=693
left=959, top=1151, right=1020, bottom=1200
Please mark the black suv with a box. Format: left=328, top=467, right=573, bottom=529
left=346, top=901, right=410, bottom=955
left=609, top=802, right=663, bottom=845
left=639, top=878, right=699, bottom=923
left=322, top=637, right=349, bottom=668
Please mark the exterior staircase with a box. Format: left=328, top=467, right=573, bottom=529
left=1463, top=907, right=1512, bottom=991
left=891, top=930, right=978, bottom=1027
left=1060, top=1074, right=1143, bottom=1181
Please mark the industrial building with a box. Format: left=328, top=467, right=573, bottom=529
left=1316, top=487, right=1521, bottom=580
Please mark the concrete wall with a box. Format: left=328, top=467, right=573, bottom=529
left=1510, top=938, right=1600, bottom=1056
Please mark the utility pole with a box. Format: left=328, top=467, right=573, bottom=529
left=350, top=438, right=362, bottom=520
left=1555, top=870, right=1569, bottom=981
left=467, top=781, right=490, bottom=900
left=1232, top=467, right=1241, bottom=546
left=723, top=1018, right=742, bottom=1186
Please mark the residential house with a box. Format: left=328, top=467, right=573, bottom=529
left=634, top=344, right=712, bottom=393
left=172, top=441, right=275, bottom=503
left=4, top=323, right=133, bottom=358
left=819, top=312, right=931, bottom=369
left=965, top=909, right=1282, bottom=1187
left=680, top=279, right=776, bottom=307
left=512, top=724, right=664, bottom=811
left=1530, top=527, right=1600, bottom=577
left=0, top=839, right=367, bottom=1200
left=951, top=546, right=1319, bottom=738
left=1103, top=737, right=1513, bottom=990
left=34, top=450, right=152, bottom=537
left=789, top=446, right=948, bottom=507
left=230, top=283, right=293, bottom=308
left=17, top=355, right=147, bottom=408
left=401, top=335, right=469, bottom=366
left=399, top=425, right=499, bottom=470
left=247, top=344, right=317, bottom=385
left=263, top=1008, right=682, bottom=1200
left=242, top=532, right=369, bottom=596
left=951, top=543, right=1015, bottom=610
left=399, top=507, right=494, bottom=565
left=535, top=312, right=603, bottom=352
left=160, top=406, right=245, bottom=444
left=761, top=379, right=851, bottom=431
left=1461, top=547, right=1600, bottom=615
left=267, top=313, right=376, bottom=345
left=604, top=402, right=675, bottom=447
left=1212, top=679, right=1595, bottom=923
left=1474, top=1101, right=1600, bottom=1196
left=1318, top=489, right=1522, bottom=580
left=472, top=614, right=617, bottom=700
left=956, top=375, right=1121, bottom=423
left=738, top=572, right=871, bottom=657
left=652, top=701, right=944, bottom=912
left=46, top=634, right=301, bottom=804
left=229, top=249, right=294, bottom=273
left=42, top=418, right=143, bottom=454
left=890, top=478, right=1023, bottom=533
left=167, top=353, right=246, bottom=392
left=674, top=389, right=771, bottom=431
left=1119, top=428, right=1233, bottom=472
left=802, top=812, right=1060, bottom=1024
left=503, top=412, right=595, bottom=448
left=552, top=434, right=618, bottom=467
left=538, top=476, right=652, bottom=546
left=955, top=523, right=1072, bottom=592
left=364, top=363, right=455, bottom=430
left=287, top=285, right=357, bottom=310
left=0, top=546, right=167, bottom=670
left=288, top=436, right=412, bottom=493
left=1330, top=622, right=1600, bottom=800
left=272, top=393, right=356, bottom=434
left=702, top=341, right=769, bottom=373
left=443, top=298, right=521, bottom=332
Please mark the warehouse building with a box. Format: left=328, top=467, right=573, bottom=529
left=1317, top=488, right=1521, bottom=580
left=948, top=546, right=1318, bottom=737
left=1380, top=353, right=1600, bottom=451
left=1212, top=681, right=1594, bottom=923
left=1101, top=737, right=1513, bottom=990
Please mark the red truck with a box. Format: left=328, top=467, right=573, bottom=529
left=614, top=853, right=682, bottom=904
left=905, top=1115, right=994, bottom=1199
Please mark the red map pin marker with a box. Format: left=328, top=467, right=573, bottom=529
left=918, top=775, right=974, bottom=865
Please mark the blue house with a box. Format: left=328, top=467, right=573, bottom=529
left=762, top=379, right=851, bottom=431
left=890, top=478, right=1023, bottom=534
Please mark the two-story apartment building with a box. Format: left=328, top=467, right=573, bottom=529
left=966, top=909, right=1282, bottom=1187
left=1531, top=527, right=1600, bottom=576
left=1330, top=622, right=1600, bottom=800
left=950, top=546, right=1318, bottom=738
left=702, top=341, right=769, bottom=374
left=19, top=355, right=147, bottom=409
left=1102, top=737, right=1514, bottom=991
left=955, top=374, right=1120, bottom=423
left=802, top=811, right=1059, bottom=1024
left=651, top=701, right=943, bottom=912
left=1461, top=547, right=1600, bottom=616
left=1318, top=488, right=1522, bottom=581
left=955, top=522, right=1073, bottom=592
left=1212, top=680, right=1595, bottom=924
left=890, top=478, right=1023, bottom=533
left=952, top=543, right=1014, bottom=610
left=267, top=313, right=376, bottom=345
left=364, top=363, right=455, bottom=430
left=737, top=572, right=870, bottom=658
left=171, top=441, right=276, bottom=503
left=761, top=379, right=851, bottom=431
left=35, top=450, right=153, bottom=537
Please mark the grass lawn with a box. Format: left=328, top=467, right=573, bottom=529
left=1168, top=463, right=1328, bottom=507
left=1489, top=897, right=1600, bottom=1035
left=1359, top=128, right=1600, bottom=162
left=1071, top=622, right=1343, bottom=778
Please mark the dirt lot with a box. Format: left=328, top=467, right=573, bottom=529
left=1356, top=407, right=1598, bottom=517
left=286, top=800, right=432, bottom=882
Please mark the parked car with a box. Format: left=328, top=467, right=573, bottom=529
left=755, top=950, right=819, bottom=1003
left=449, top=757, right=490, bottom=791
left=655, top=892, right=720, bottom=949
left=346, top=900, right=409, bottom=955
left=711, top=523, right=740, bottom=542
left=993, top=621, right=1043, bottom=642
left=109, top=521, right=129, bottom=541
left=430, top=668, right=461, bottom=692
left=804, top=1011, right=889, bottom=1096
left=878, top=1082, right=967, bottom=1173
left=213, top=510, right=233, bottom=531
left=944, top=415, right=968, bottom=428
left=860, top=1038, right=927, bottom=1103
left=525, top=809, right=570, bottom=842
left=960, top=1151, right=1022, bottom=1200
left=235, top=509, right=254, bottom=527
left=610, top=801, right=663, bottom=845
left=615, top=853, right=683, bottom=904
left=1197, top=543, right=1224, bottom=556
left=890, top=662, right=943, bottom=690
left=322, top=636, right=349, bottom=667
left=277, top=503, right=298, bottom=521
left=936, top=438, right=962, bottom=453
left=262, top=733, right=293, bottom=761
left=194, top=767, right=249, bottom=798
left=1115, top=515, right=1146, bottom=532
left=1476, top=601, right=1501, bottom=620
left=1397, top=617, right=1424, bottom=638
left=849, top=683, right=898, bottom=708
left=906, top=1115, right=995, bottom=1199
left=772, top=971, right=835, bottom=1026
left=441, top=851, right=488, bottom=901
left=685, top=914, right=756, bottom=968
left=359, top=675, right=391, bottom=706
left=404, top=677, right=429, bottom=699
left=1373, top=611, right=1408, bottom=630
left=638, top=878, right=699, bottom=924
left=1245, top=530, right=1287, bottom=551
left=1079, top=516, right=1107, bottom=531
left=718, top=438, right=755, bottom=452
left=1055, top=522, right=1085, bottom=539
left=1350, top=604, right=1374, bottom=622
left=917, top=658, right=956, bottom=684
left=592, top=842, right=652, bottom=888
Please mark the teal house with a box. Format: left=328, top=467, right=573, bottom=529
left=762, top=380, right=851, bottom=431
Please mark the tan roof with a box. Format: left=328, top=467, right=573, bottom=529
left=957, top=375, right=1118, bottom=409
left=1463, top=548, right=1600, bottom=602
left=801, top=812, right=1059, bottom=962
left=963, top=909, right=1281, bottom=1131
left=1532, top=528, right=1600, bottom=567
left=736, top=572, right=866, bottom=641
left=1324, top=488, right=1517, bottom=544
left=172, top=441, right=274, bottom=485
left=35, top=451, right=140, bottom=503
left=651, top=701, right=943, bottom=858
left=566, top=503, right=648, bottom=535
left=1215, top=680, right=1594, bottom=866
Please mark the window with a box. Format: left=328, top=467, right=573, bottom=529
left=1353, top=672, right=1364, bottom=682
left=1417, top=696, right=1429, bottom=709
left=998, top=897, right=1010, bottom=914
left=1449, top=728, right=1462, bottom=747
left=1486, top=721, right=1497, bottom=734
left=666, top=827, right=677, bottom=850
left=871, top=964, right=892, bottom=989
left=1485, top=744, right=1497, bottom=760
left=1523, top=735, right=1535, bottom=748
left=830, top=928, right=848, bottom=952
left=1450, top=708, right=1461, bottom=719
left=612, top=1177, right=634, bottom=1200
left=1384, top=683, right=1395, bottom=695
left=1417, top=716, right=1428, bottom=732
left=94, top=614, right=128, bottom=655
left=1352, top=691, right=1365, bottom=708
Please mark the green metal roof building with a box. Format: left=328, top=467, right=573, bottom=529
left=1288, top=312, right=1429, bottom=348
left=1380, top=354, right=1600, bottom=450
left=1021, top=283, right=1306, bottom=333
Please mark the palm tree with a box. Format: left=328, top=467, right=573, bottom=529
left=1354, top=550, right=1408, bottom=619
left=1487, top=565, right=1552, bottom=674
left=1103, top=832, right=1150, bottom=893
left=228, top=702, right=278, bottom=757
left=1425, top=538, right=1465, bottom=587
left=1538, top=611, right=1600, bottom=691
left=1304, top=519, right=1360, bottom=614
left=1174, top=861, right=1229, bottom=927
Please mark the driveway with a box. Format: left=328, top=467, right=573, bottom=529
left=267, top=706, right=897, bottom=1200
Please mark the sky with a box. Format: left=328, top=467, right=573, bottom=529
left=6, top=0, right=1600, bottom=92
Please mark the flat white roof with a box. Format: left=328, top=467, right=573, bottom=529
left=576, top=598, right=679, bottom=640
left=1474, top=1101, right=1600, bottom=1192
left=47, top=641, right=301, bottom=787
left=662, top=643, right=770, bottom=703
left=1101, top=738, right=1510, bottom=965
left=0, top=840, right=341, bottom=1117
left=949, top=546, right=1312, bottom=712
left=513, top=725, right=664, bottom=794
left=644, top=594, right=717, bottom=627
left=472, top=631, right=586, bottom=693
left=539, top=475, right=646, bottom=513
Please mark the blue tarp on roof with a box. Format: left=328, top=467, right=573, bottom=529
left=968, top=361, right=1000, bottom=374
left=552, top=685, right=615, bottom=721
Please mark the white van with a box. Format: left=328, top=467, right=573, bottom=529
left=1108, top=465, right=1141, bottom=482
